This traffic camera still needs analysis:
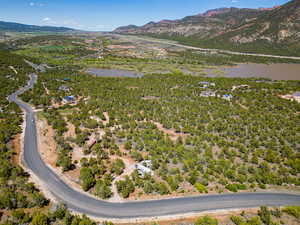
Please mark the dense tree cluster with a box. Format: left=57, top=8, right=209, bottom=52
left=0, top=48, right=105, bottom=225
left=195, top=206, right=300, bottom=225
left=1, top=203, right=99, bottom=225
left=0, top=49, right=55, bottom=224
left=0, top=50, right=50, bottom=211
left=21, top=66, right=300, bottom=199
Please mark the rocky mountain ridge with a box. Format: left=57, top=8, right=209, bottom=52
left=114, top=0, right=300, bottom=54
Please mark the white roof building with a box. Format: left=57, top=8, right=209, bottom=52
left=199, top=81, right=216, bottom=89
left=200, top=90, right=216, bottom=97
left=135, top=160, right=153, bottom=177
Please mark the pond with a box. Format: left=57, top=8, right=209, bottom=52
left=206, top=63, right=300, bottom=80
left=86, top=68, right=143, bottom=78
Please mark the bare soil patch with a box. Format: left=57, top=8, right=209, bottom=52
left=37, top=117, right=58, bottom=168
left=127, top=86, right=139, bottom=90
left=36, top=116, right=93, bottom=195
left=153, top=122, right=187, bottom=142
left=142, top=96, right=160, bottom=100
left=103, top=112, right=110, bottom=125
left=64, top=121, right=76, bottom=138
left=12, top=134, right=21, bottom=165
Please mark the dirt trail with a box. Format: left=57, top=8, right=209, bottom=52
left=110, top=158, right=136, bottom=202
left=109, top=145, right=137, bottom=202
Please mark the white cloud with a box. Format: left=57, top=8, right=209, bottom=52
left=30, top=2, right=45, bottom=7
left=42, top=17, right=51, bottom=22
left=42, top=17, right=58, bottom=25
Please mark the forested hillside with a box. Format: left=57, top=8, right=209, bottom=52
left=0, top=21, right=74, bottom=32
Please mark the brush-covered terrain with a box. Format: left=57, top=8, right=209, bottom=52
left=115, top=0, right=300, bottom=56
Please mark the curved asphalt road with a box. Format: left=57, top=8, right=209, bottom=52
left=8, top=73, right=300, bottom=219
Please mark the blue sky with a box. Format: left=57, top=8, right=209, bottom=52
left=0, top=0, right=291, bottom=31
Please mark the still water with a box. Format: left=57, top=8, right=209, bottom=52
left=86, top=68, right=143, bottom=78
left=206, top=63, right=300, bottom=80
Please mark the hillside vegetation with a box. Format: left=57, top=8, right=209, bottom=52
left=114, top=0, right=300, bottom=56
left=0, top=21, right=74, bottom=33
left=21, top=67, right=300, bottom=200
left=0, top=47, right=102, bottom=225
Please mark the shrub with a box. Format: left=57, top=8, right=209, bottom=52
left=194, top=183, right=208, bottom=193
left=31, top=213, right=49, bottom=225
left=225, top=183, right=247, bottom=192
left=258, top=206, right=272, bottom=225
left=195, top=215, right=218, bottom=225
left=230, top=215, right=244, bottom=225
left=283, top=206, right=300, bottom=219
left=225, top=184, right=238, bottom=192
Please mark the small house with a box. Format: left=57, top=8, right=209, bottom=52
left=293, top=92, right=300, bottom=103
left=232, top=85, right=250, bottom=91
left=200, top=91, right=216, bottom=97
left=222, top=94, right=233, bottom=101
left=293, top=91, right=300, bottom=97
left=62, top=95, right=75, bottom=104
left=59, top=85, right=70, bottom=91
left=199, top=81, right=215, bottom=89
left=63, top=78, right=71, bottom=82
left=135, top=160, right=153, bottom=177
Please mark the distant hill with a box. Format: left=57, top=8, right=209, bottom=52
left=114, top=0, right=300, bottom=56
left=0, top=21, right=75, bottom=32
left=115, top=7, right=265, bottom=38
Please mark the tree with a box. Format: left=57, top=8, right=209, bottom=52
left=31, top=213, right=49, bottom=225
left=282, top=206, right=300, bottom=219
left=124, top=141, right=132, bottom=150
left=157, top=182, right=169, bottom=195
left=194, top=183, right=208, bottom=193
left=195, top=216, right=218, bottom=225
left=94, top=180, right=112, bottom=199
left=258, top=206, right=272, bottom=225
left=53, top=203, right=67, bottom=220
left=230, top=215, right=244, bottom=225
left=116, top=176, right=135, bottom=198
left=247, top=216, right=263, bottom=225
left=80, top=168, right=95, bottom=191
left=30, top=192, right=49, bottom=207
left=78, top=215, right=96, bottom=225
left=111, top=159, right=125, bottom=175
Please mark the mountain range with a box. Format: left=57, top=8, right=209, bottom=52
left=114, top=0, right=300, bottom=56
left=0, top=21, right=75, bottom=32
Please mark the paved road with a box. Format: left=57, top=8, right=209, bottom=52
left=115, top=34, right=300, bottom=61
left=8, top=74, right=300, bottom=219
